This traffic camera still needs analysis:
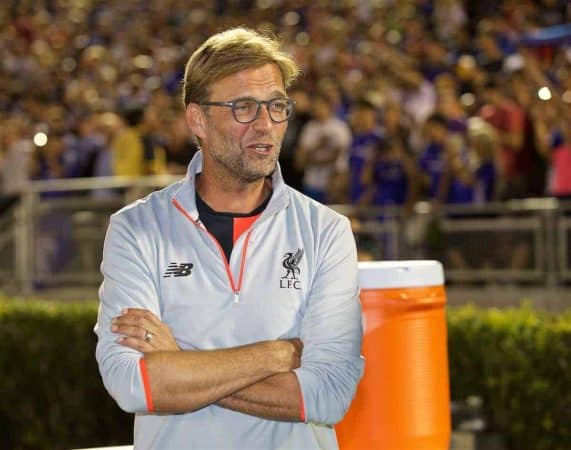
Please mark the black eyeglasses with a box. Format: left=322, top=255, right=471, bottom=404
left=199, top=97, right=294, bottom=124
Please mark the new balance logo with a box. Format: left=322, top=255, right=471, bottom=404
left=163, top=262, right=193, bottom=278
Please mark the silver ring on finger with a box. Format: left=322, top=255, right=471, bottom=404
left=144, top=329, right=154, bottom=343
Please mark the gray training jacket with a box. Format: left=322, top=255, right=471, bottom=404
left=95, top=151, right=364, bottom=449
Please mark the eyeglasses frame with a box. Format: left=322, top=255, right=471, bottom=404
left=198, top=97, right=295, bottom=124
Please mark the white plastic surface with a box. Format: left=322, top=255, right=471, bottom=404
left=358, top=260, right=444, bottom=289
left=71, top=447, right=132, bottom=450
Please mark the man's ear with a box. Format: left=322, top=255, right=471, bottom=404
left=185, top=104, right=207, bottom=142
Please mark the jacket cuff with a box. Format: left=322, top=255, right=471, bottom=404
left=139, top=357, right=155, bottom=412
left=293, top=371, right=306, bottom=422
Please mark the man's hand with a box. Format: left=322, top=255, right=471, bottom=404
left=281, top=338, right=303, bottom=372
left=112, top=308, right=180, bottom=353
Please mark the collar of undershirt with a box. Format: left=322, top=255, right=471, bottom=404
left=195, top=188, right=273, bottom=218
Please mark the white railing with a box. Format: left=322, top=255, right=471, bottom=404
left=1, top=175, right=570, bottom=294
left=332, top=197, right=571, bottom=286
left=1, top=175, right=181, bottom=294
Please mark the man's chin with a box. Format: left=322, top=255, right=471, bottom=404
left=240, top=163, right=277, bottom=183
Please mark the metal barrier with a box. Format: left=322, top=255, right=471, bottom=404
left=559, top=215, right=571, bottom=281
left=333, top=198, right=571, bottom=286
left=1, top=175, right=571, bottom=294
left=0, top=204, right=16, bottom=286
left=0, top=175, right=180, bottom=295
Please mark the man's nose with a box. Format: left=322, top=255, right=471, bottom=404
left=251, top=104, right=273, bottom=130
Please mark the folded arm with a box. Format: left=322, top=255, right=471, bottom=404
left=142, top=340, right=301, bottom=413
left=215, top=372, right=303, bottom=421
left=114, top=307, right=304, bottom=418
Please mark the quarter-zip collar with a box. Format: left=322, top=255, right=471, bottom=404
left=171, top=150, right=290, bottom=223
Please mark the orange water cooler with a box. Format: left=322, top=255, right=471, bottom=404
left=336, top=260, right=451, bottom=450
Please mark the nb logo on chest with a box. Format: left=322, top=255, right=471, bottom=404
left=163, top=262, right=194, bottom=278
left=280, top=249, right=303, bottom=290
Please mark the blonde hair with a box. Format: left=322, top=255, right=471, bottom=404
left=182, top=27, right=300, bottom=107
left=467, top=117, right=499, bottom=160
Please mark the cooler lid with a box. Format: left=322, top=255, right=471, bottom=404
left=358, top=260, right=444, bottom=289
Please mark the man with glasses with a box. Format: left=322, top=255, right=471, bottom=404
left=95, top=27, right=363, bottom=449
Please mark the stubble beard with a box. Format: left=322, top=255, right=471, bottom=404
left=206, top=125, right=282, bottom=185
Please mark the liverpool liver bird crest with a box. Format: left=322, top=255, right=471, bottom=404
left=282, top=248, right=304, bottom=279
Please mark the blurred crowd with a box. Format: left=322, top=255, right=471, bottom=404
left=1, top=0, right=571, bottom=212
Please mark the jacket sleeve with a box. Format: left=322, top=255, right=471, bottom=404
left=294, top=216, right=364, bottom=425
left=94, top=213, right=161, bottom=413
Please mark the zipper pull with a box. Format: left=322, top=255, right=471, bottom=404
left=233, top=291, right=240, bottom=303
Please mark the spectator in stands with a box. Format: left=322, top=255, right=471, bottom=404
left=418, top=113, right=450, bottom=203
left=420, top=39, right=451, bottom=83
left=379, top=45, right=437, bottom=127
left=432, top=0, right=468, bottom=42
left=455, top=54, right=488, bottom=98
left=476, top=33, right=506, bottom=76
left=65, top=114, right=107, bottom=179
left=361, top=137, right=419, bottom=210
left=30, top=131, right=73, bottom=183
left=380, top=101, right=413, bottom=154
left=90, top=112, right=122, bottom=199
left=296, top=92, right=352, bottom=203
left=436, top=85, right=468, bottom=134
left=93, top=112, right=121, bottom=181
left=111, top=103, right=167, bottom=177
left=507, top=70, right=547, bottom=196
left=531, top=97, right=571, bottom=198
left=427, top=115, right=496, bottom=206
left=347, top=98, right=383, bottom=203
left=161, top=114, right=199, bottom=176
left=317, top=77, right=350, bottom=120
left=478, top=77, right=533, bottom=199
left=467, top=118, right=499, bottom=203
left=440, top=134, right=475, bottom=205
